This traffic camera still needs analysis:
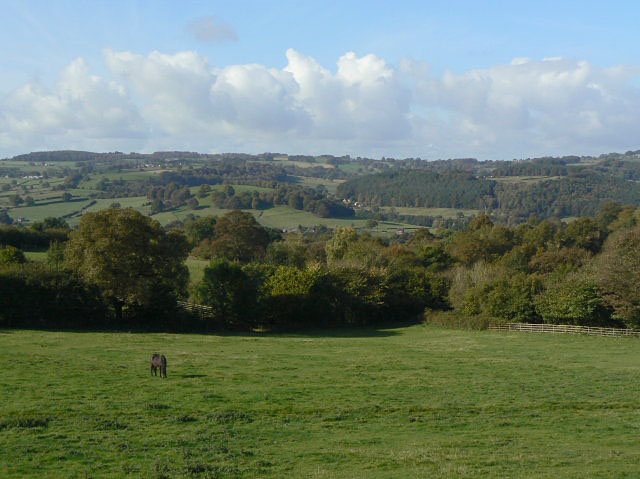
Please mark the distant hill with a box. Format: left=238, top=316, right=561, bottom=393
left=337, top=168, right=640, bottom=220
left=4, top=147, right=640, bottom=222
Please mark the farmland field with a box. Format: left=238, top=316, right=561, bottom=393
left=380, top=206, right=480, bottom=218
left=1, top=325, right=639, bottom=478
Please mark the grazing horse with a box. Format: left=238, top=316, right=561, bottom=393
left=150, top=354, right=167, bottom=378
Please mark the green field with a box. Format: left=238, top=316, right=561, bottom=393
left=490, top=176, right=563, bottom=184
left=380, top=206, right=480, bottom=218
left=1, top=326, right=639, bottom=478
left=185, top=256, right=209, bottom=285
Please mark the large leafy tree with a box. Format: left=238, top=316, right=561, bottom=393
left=208, top=210, right=270, bottom=262
left=195, top=258, right=258, bottom=328
left=64, top=208, right=190, bottom=318
left=594, top=225, right=640, bottom=327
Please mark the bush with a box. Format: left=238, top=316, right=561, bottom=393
left=0, top=245, right=26, bottom=265
left=535, top=274, right=613, bottom=326
left=462, top=272, right=542, bottom=323
left=0, top=263, right=109, bottom=328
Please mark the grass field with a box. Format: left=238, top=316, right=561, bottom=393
left=1, top=325, right=639, bottom=478
left=380, top=206, right=480, bottom=218
left=490, top=176, right=563, bottom=184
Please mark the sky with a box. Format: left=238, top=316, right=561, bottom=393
left=1, top=0, right=640, bottom=160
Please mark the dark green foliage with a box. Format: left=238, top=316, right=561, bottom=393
left=447, top=224, right=514, bottom=265
left=337, top=170, right=496, bottom=209
left=30, top=216, right=70, bottom=231
left=414, top=244, right=453, bottom=272
left=0, top=225, right=69, bottom=249
left=463, top=272, right=543, bottom=323
left=195, top=210, right=271, bottom=262
left=64, top=208, right=190, bottom=320
left=0, top=210, right=13, bottom=225
left=184, top=216, right=217, bottom=246
left=560, top=217, right=605, bottom=253
left=594, top=225, right=640, bottom=327
left=194, top=259, right=259, bottom=329
left=496, top=175, right=640, bottom=218
left=535, top=275, right=613, bottom=326
left=0, top=263, right=108, bottom=328
left=0, top=245, right=26, bottom=265
left=337, top=168, right=640, bottom=219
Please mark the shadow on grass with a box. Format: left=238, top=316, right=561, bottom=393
left=1, top=320, right=418, bottom=338
left=179, top=374, right=207, bottom=378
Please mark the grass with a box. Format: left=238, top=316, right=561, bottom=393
left=185, top=256, right=209, bottom=285
left=1, top=325, right=639, bottom=478
left=380, top=206, right=480, bottom=218
left=23, top=251, right=48, bottom=262
left=490, top=176, right=563, bottom=184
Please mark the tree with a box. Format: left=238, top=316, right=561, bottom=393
left=206, top=210, right=270, bottom=262
left=0, top=210, right=13, bottom=225
left=64, top=208, right=190, bottom=319
left=325, top=227, right=358, bottom=263
left=185, top=216, right=217, bottom=246
left=561, top=217, right=605, bottom=253
left=31, top=217, right=70, bottom=232
left=195, top=258, right=258, bottom=329
left=46, top=240, right=65, bottom=269
left=0, top=245, right=26, bottom=265
left=188, top=197, right=199, bottom=210
left=535, top=274, right=611, bottom=326
left=61, top=192, right=72, bottom=201
left=366, top=219, right=378, bottom=228
left=197, top=184, right=211, bottom=198
left=594, top=225, right=640, bottom=327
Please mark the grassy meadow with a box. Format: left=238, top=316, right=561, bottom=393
left=1, top=325, right=639, bottom=478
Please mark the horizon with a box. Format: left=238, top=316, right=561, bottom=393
left=3, top=145, right=639, bottom=163
left=1, top=1, right=640, bottom=160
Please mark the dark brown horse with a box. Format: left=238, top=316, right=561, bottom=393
left=150, top=354, right=167, bottom=378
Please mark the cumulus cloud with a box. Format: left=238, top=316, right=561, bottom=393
left=1, top=49, right=639, bottom=158
left=186, top=16, right=237, bottom=43
left=0, top=58, right=146, bottom=153
left=414, top=57, right=640, bottom=155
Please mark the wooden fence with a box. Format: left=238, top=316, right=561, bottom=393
left=489, top=322, right=640, bottom=337
left=177, top=301, right=214, bottom=318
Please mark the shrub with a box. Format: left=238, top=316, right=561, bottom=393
left=534, top=274, right=613, bottom=326
left=0, top=263, right=109, bottom=328
left=461, top=272, right=542, bottom=323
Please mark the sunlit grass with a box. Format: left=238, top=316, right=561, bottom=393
left=1, top=326, right=639, bottom=478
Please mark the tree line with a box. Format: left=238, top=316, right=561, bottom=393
left=1, top=201, right=640, bottom=332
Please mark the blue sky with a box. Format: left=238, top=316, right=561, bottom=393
left=1, top=0, right=640, bottom=159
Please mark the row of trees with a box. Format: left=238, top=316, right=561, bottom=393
left=208, top=184, right=354, bottom=218
left=2, top=201, right=639, bottom=331
left=338, top=169, right=640, bottom=219
left=444, top=204, right=640, bottom=328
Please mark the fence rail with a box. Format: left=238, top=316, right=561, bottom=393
left=177, top=301, right=214, bottom=317
left=489, top=322, right=640, bottom=337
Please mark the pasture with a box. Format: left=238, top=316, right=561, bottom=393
left=1, top=326, right=639, bottom=478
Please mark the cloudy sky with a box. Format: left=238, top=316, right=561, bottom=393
left=1, top=0, right=639, bottom=159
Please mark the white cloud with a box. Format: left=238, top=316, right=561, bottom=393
left=1, top=50, right=639, bottom=158
left=415, top=58, right=640, bottom=155
left=0, top=58, right=146, bottom=153
left=186, top=16, right=237, bottom=43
